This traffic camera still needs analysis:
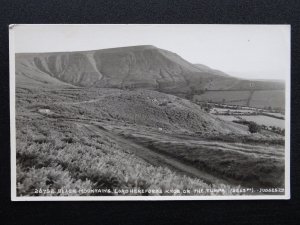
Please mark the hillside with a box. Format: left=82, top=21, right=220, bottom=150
left=15, top=45, right=285, bottom=93
left=194, top=64, right=231, bottom=77
left=20, top=86, right=282, bottom=141
left=16, top=86, right=285, bottom=195
left=66, top=88, right=251, bottom=135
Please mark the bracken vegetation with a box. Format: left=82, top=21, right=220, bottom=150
left=16, top=112, right=239, bottom=196
left=15, top=86, right=285, bottom=196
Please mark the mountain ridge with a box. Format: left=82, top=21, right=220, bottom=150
left=15, top=45, right=285, bottom=93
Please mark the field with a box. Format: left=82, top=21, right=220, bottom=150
left=194, top=91, right=251, bottom=105
left=250, top=90, right=285, bottom=109
left=15, top=86, right=285, bottom=196
left=239, top=115, right=285, bottom=129
left=194, top=89, right=285, bottom=109
left=213, top=109, right=285, bottom=130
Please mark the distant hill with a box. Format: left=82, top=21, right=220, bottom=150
left=194, top=64, right=231, bottom=77
left=15, top=45, right=285, bottom=93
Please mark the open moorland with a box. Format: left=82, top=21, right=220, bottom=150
left=16, top=86, right=285, bottom=196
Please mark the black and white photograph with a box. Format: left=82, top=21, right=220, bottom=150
left=9, top=24, right=290, bottom=200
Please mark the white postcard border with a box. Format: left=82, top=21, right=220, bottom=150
left=9, top=24, right=291, bottom=201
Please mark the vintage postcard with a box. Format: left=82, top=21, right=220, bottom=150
left=9, top=24, right=290, bottom=200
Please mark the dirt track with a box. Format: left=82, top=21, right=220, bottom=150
left=74, top=121, right=234, bottom=186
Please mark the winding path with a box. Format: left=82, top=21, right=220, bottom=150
left=75, top=121, right=235, bottom=186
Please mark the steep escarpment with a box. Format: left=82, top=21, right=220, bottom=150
left=16, top=45, right=201, bottom=89
left=16, top=52, right=102, bottom=87
left=15, top=45, right=285, bottom=92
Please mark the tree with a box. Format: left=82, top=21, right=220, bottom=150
left=248, top=122, right=261, bottom=133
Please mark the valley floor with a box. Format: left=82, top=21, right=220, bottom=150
left=15, top=86, right=285, bottom=196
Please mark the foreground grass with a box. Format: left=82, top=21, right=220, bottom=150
left=124, top=134, right=285, bottom=188
left=16, top=115, right=240, bottom=196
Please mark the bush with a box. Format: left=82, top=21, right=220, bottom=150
left=248, top=122, right=261, bottom=133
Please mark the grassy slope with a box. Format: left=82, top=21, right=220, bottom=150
left=16, top=86, right=285, bottom=196
left=123, top=134, right=284, bottom=188
left=17, top=87, right=243, bottom=196
left=17, top=115, right=222, bottom=196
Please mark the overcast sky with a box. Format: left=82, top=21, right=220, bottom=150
left=12, top=24, right=290, bottom=80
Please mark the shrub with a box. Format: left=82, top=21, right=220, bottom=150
left=248, top=122, right=261, bottom=133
